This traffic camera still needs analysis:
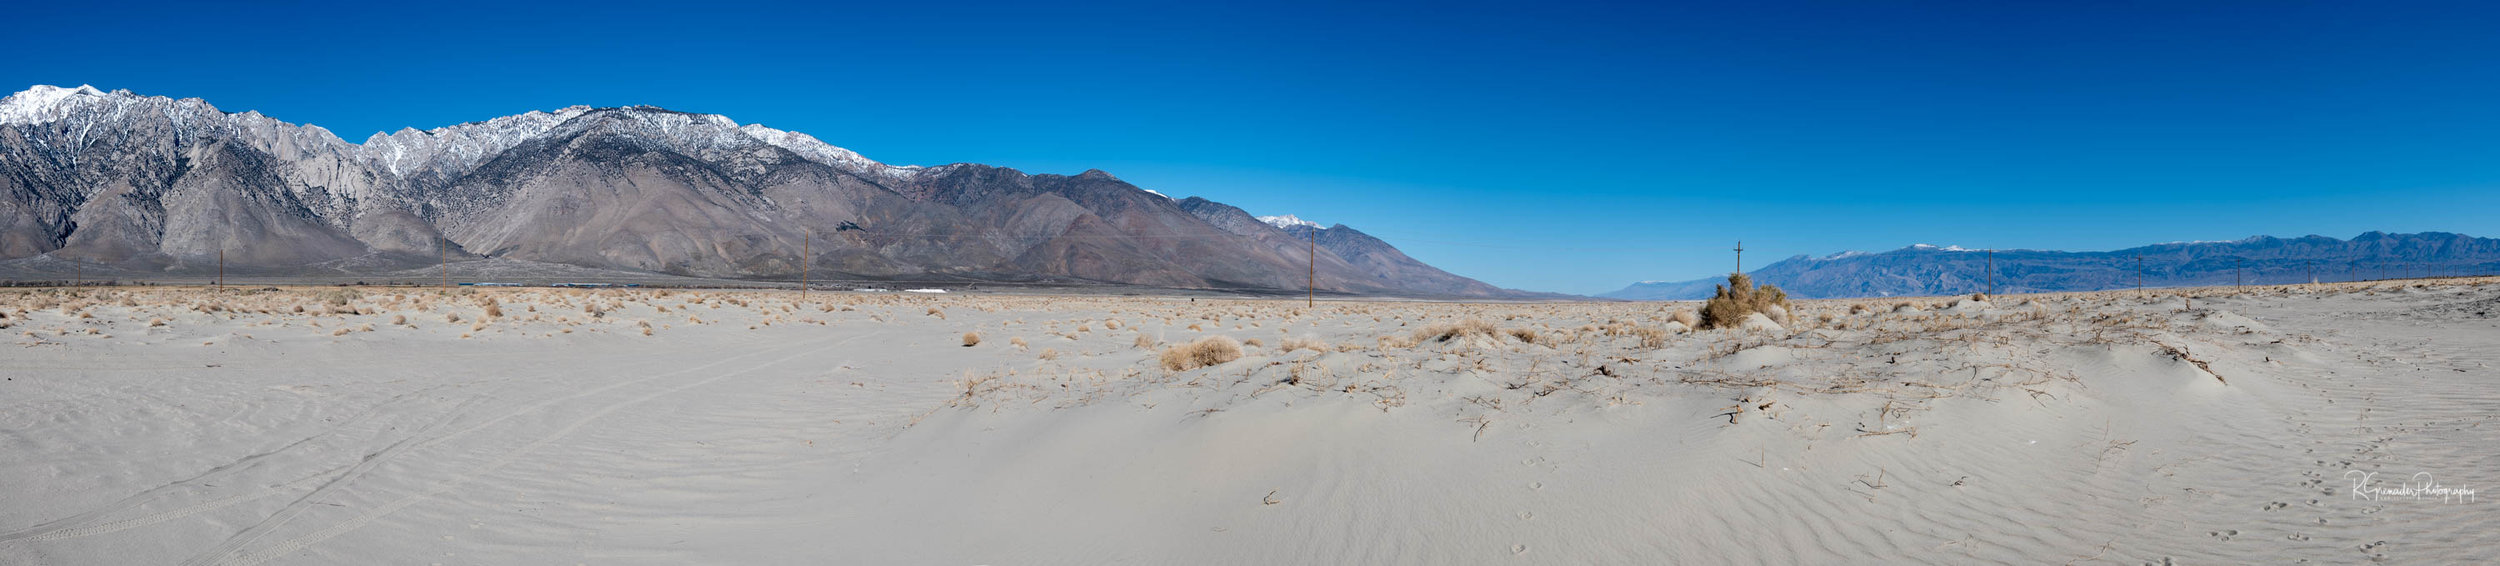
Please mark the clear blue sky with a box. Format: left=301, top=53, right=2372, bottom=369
left=13, top=1, right=2500, bottom=295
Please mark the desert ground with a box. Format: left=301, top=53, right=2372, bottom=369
left=2, top=280, right=2494, bottom=564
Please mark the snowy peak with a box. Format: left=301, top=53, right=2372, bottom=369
left=1257, top=214, right=1321, bottom=230
left=2, top=85, right=919, bottom=183
left=737, top=123, right=920, bottom=180
left=0, top=84, right=116, bottom=124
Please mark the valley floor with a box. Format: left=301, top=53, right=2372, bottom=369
left=1, top=281, right=2494, bottom=564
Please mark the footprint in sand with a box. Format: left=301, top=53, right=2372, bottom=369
left=1517, top=511, right=1534, bottom=521
left=1528, top=481, right=1544, bottom=491
left=1512, top=544, right=1529, bottom=555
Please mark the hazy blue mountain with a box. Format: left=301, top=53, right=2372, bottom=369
left=1604, top=232, right=2500, bottom=300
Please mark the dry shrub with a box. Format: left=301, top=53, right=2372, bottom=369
left=392, top=314, right=408, bottom=325
left=483, top=301, right=504, bottom=319
left=444, top=312, right=462, bottom=323
left=1633, top=326, right=1670, bottom=349
left=1134, top=334, right=1156, bottom=349
left=1671, top=309, right=1701, bottom=329
left=1037, top=348, right=1060, bottom=360
left=1159, top=336, right=1245, bottom=371
left=962, top=331, right=982, bottom=347
left=1010, top=336, right=1029, bottom=350
left=1415, top=319, right=1497, bottom=343
left=1504, top=327, right=1540, bottom=344
left=1279, top=336, right=1328, bottom=352
left=1699, top=273, right=1789, bottom=330
left=1243, top=337, right=1266, bottom=348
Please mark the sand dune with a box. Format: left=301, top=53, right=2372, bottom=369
left=2, top=281, right=2493, bottom=564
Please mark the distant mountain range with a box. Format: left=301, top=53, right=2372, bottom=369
left=0, top=85, right=1530, bottom=297
left=1604, top=232, right=2500, bottom=300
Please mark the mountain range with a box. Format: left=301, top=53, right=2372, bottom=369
left=0, top=85, right=1525, bottom=297
left=1603, top=232, right=2500, bottom=300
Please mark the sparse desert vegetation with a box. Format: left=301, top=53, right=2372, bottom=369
left=3, top=278, right=2496, bottom=564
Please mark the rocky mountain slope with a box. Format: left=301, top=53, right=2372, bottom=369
left=1605, top=232, right=2500, bottom=300
left=0, top=85, right=1527, bottom=297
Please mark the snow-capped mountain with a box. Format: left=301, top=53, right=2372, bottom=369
left=1256, top=214, right=1320, bottom=230
left=1602, top=232, right=2500, bottom=300
left=0, top=85, right=1526, bottom=297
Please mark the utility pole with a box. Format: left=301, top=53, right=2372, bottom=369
left=217, top=249, right=225, bottom=288
left=2135, top=255, right=2144, bottom=296
left=1734, top=240, right=1745, bottom=275
left=436, top=239, right=447, bottom=287
left=801, top=228, right=810, bottom=299
left=1307, top=229, right=1316, bottom=308
left=2235, top=258, right=2243, bottom=290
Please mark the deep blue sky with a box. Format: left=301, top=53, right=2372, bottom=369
left=12, top=1, right=2500, bottom=294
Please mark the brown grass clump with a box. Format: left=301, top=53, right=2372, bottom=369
left=1037, top=348, right=1060, bottom=360
left=445, top=312, right=462, bottom=323
left=1010, top=336, right=1029, bottom=350
left=1243, top=337, right=1265, bottom=348
left=1415, top=319, right=1497, bottom=343
left=483, top=301, right=504, bottom=319
left=1699, top=273, right=1789, bottom=330
left=962, top=331, right=982, bottom=347
left=1159, top=336, right=1245, bottom=371
left=1503, top=327, right=1540, bottom=344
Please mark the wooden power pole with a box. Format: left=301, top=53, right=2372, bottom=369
left=1307, top=230, right=1315, bottom=308
left=1734, top=240, right=1745, bottom=275
left=217, top=249, right=225, bottom=288
left=2135, top=255, right=2144, bottom=295
left=802, top=228, right=811, bottom=299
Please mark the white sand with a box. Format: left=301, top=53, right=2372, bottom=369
left=2, top=281, right=2494, bottom=564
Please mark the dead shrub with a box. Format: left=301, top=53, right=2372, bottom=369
left=962, top=331, right=982, bottom=347
left=1159, top=336, right=1245, bottom=371
left=1279, top=336, right=1328, bottom=353
left=1414, top=319, right=1497, bottom=343
left=1633, top=326, right=1670, bottom=349
left=1699, top=273, right=1789, bottom=330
